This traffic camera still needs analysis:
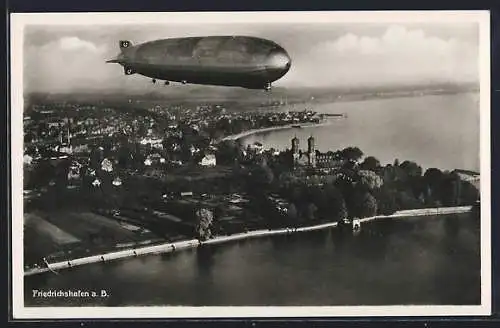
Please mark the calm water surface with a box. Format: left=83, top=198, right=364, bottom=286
left=25, top=213, right=480, bottom=306
left=243, top=93, right=480, bottom=171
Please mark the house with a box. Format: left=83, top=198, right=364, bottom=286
left=199, top=154, right=216, bottom=166
left=170, top=160, right=183, bottom=166
left=59, top=144, right=73, bottom=154
left=46, top=151, right=69, bottom=160
left=72, top=144, right=89, bottom=154
left=190, top=145, right=201, bottom=155
left=67, top=163, right=81, bottom=180
left=453, top=169, right=480, bottom=190
left=228, top=193, right=249, bottom=204
left=101, top=158, right=113, bottom=172
left=149, top=153, right=162, bottom=162
left=23, top=154, right=33, bottom=165
left=453, top=169, right=480, bottom=182
left=47, top=120, right=61, bottom=129
left=112, top=177, right=122, bottom=186
left=140, top=137, right=163, bottom=149
left=247, top=142, right=264, bottom=154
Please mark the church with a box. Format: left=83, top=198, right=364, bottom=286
left=290, top=135, right=342, bottom=169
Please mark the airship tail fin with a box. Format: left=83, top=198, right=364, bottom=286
left=119, top=40, right=133, bottom=50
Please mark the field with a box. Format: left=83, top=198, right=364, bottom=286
left=23, top=210, right=164, bottom=267
left=165, top=165, right=233, bottom=181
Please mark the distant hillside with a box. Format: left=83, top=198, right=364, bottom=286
left=25, top=82, right=478, bottom=110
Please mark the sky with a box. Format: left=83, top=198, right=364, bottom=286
left=22, top=21, right=480, bottom=93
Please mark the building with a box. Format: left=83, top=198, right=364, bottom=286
left=199, top=154, right=217, bottom=166
left=92, top=178, right=101, bottom=187
left=247, top=142, right=264, bottom=155
left=59, top=144, right=73, bottom=154
left=67, top=161, right=82, bottom=180
left=291, top=135, right=342, bottom=169
left=453, top=169, right=480, bottom=190
left=101, top=158, right=113, bottom=172
left=57, top=126, right=73, bottom=154
left=140, top=137, right=163, bottom=149
left=72, top=144, right=90, bottom=154
left=23, top=154, right=33, bottom=165
left=112, top=177, right=122, bottom=186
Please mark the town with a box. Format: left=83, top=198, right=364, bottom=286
left=22, top=94, right=481, bottom=272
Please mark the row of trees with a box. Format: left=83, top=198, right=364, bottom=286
left=240, top=146, right=479, bottom=224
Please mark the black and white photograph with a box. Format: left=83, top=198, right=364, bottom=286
left=11, top=11, right=491, bottom=318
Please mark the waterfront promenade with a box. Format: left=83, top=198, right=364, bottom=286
left=221, top=119, right=334, bottom=141
left=24, top=205, right=474, bottom=277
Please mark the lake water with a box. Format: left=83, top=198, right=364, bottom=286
left=25, top=212, right=480, bottom=306
left=243, top=93, right=480, bottom=171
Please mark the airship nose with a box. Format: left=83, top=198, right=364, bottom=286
left=265, top=48, right=291, bottom=75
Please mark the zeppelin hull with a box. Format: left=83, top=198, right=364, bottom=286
left=108, top=36, right=291, bottom=90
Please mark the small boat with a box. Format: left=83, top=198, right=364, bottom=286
left=291, top=125, right=302, bottom=128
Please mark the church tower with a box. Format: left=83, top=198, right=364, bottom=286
left=292, top=135, right=299, bottom=153
left=307, top=135, right=316, bottom=167
left=291, top=135, right=300, bottom=167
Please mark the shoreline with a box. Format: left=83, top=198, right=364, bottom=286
left=221, top=119, right=335, bottom=142
left=24, top=205, right=473, bottom=277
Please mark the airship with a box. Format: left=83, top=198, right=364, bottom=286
left=106, top=36, right=292, bottom=91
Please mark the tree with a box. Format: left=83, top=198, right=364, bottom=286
left=323, top=185, right=348, bottom=222
left=306, top=203, right=318, bottom=221
left=195, top=208, right=215, bottom=241
left=440, top=173, right=461, bottom=206
left=424, top=168, right=444, bottom=185
left=29, top=160, right=54, bottom=189
left=359, top=192, right=378, bottom=218
left=360, top=156, right=381, bottom=172
left=216, top=140, right=242, bottom=165
left=214, top=204, right=227, bottom=220
left=396, top=190, right=421, bottom=209
left=261, top=165, right=275, bottom=186
left=423, top=168, right=444, bottom=203
left=279, top=171, right=299, bottom=189
left=209, top=128, right=225, bottom=141
left=117, top=144, right=133, bottom=169
left=400, top=160, right=423, bottom=178
left=287, top=203, right=298, bottom=223
left=289, top=184, right=304, bottom=204
left=381, top=164, right=398, bottom=185
left=248, top=164, right=275, bottom=192
left=346, top=190, right=377, bottom=219
left=374, top=187, right=398, bottom=215
left=358, top=170, right=383, bottom=191
left=341, top=146, right=364, bottom=162
left=459, top=181, right=480, bottom=205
